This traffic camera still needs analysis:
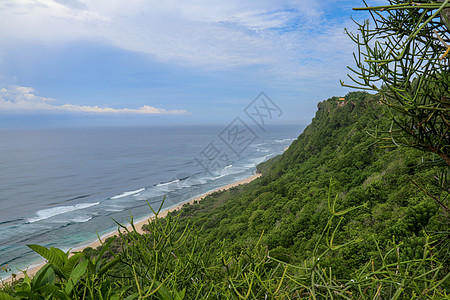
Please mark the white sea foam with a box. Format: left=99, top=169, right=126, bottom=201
left=71, top=216, right=92, bottom=223
left=27, top=202, right=99, bottom=223
left=104, top=208, right=124, bottom=212
left=156, top=179, right=180, bottom=187
left=104, top=204, right=125, bottom=212
left=133, top=188, right=166, bottom=200
left=275, top=138, right=295, bottom=143
left=111, top=188, right=145, bottom=199
left=243, top=155, right=268, bottom=169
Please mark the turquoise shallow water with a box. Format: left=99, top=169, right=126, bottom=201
left=0, top=125, right=302, bottom=279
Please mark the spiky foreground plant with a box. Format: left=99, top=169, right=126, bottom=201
left=342, top=0, right=450, bottom=166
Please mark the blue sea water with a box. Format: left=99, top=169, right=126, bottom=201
left=0, top=124, right=302, bottom=279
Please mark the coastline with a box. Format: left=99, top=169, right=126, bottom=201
left=76, top=173, right=261, bottom=249
left=2, top=172, right=261, bottom=285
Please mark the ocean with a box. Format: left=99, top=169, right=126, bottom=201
left=0, top=124, right=302, bottom=279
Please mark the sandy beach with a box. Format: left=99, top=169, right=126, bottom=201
left=2, top=173, right=261, bottom=285
left=81, top=173, right=261, bottom=248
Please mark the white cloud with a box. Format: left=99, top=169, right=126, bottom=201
left=0, top=86, right=188, bottom=115
left=0, top=0, right=359, bottom=75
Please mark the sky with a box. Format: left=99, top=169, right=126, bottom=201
left=0, top=0, right=382, bottom=128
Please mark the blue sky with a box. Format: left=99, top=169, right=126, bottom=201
left=0, top=0, right=381, bottom=128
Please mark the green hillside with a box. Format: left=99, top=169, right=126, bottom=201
left=2, top=91, right=448, bottom=299
left=174, top=91, right=448, bottom=277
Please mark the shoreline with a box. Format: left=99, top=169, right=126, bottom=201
left=76, top=173, right=261, bottom=247
left=1, top=172, right=261, bottom=285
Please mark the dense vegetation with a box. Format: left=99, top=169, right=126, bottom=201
left=176, top=91, right=448, bottom=271
left=1, top=91, right=448, bottom=299
left=342, top=0, right=450, bottom=166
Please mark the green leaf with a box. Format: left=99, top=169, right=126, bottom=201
left=123, top=293, right=139, bottom=300
left=31, top=264, right=52, bottom=288
left=94, top=236, right=116, bottom=268
left=97, top=257, right=120, bottom=277
left=41, top=267, right=56, bottom=287
left=50, top=248, right=68, bottom=264
left=174, top=287, right=186, bottom=300
left=153, top=281, right=173, bottom=300
left=0, top=292, right=19, bottom=300
left=93, top=258, right=103, bottom=273
left=38, top=285, right=69, bottom=300
left=14, top=291, right=41, bottom=299
left=64, top=260, right=88, bottom=295
left=62, top=252, right=82, bottom=280
left=14, top=281, right=31, bottom=293
left=27, top=245, right=64, bottom=271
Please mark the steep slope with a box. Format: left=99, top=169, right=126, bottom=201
left=174, top=91, right=447, bottom=276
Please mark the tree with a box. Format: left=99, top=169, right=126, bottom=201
left=342, top=0, right=450, bottom=166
